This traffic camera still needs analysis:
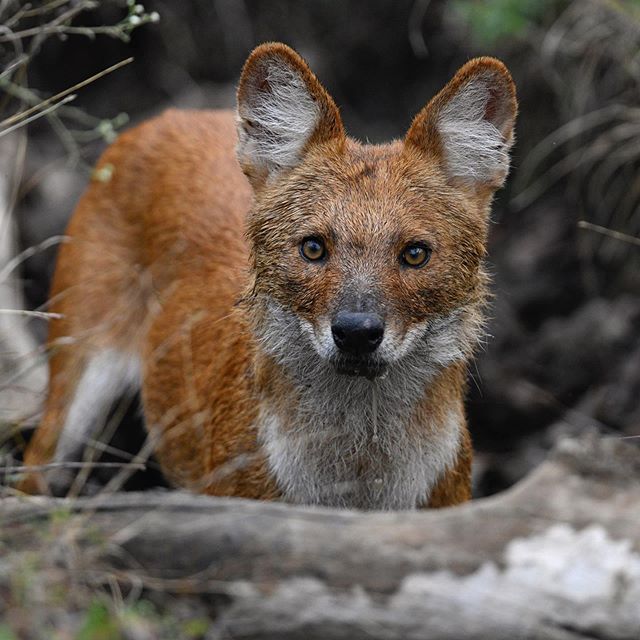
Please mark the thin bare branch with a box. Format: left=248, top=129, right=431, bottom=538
left=0, top=309, right=63, bottom=320
left=577, top=220, right=640, bottom=247
left=5, top=461, right=145, bottom=473
left=0, top=235, right=69, bottom=283
left=408, top=0, right=431, bottom=58
left=0, top=94, right=75, bottom=138
left=0, top=57, right=133, bottom=130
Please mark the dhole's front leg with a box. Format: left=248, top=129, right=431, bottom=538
left=19, top=346, right=86, bottom=494
left=426, top=428, right=473, bottom=508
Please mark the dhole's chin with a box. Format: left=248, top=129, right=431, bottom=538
left=332, top=356, right=388, bottom=380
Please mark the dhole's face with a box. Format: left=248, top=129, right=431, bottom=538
left=237, top=45, right=515, bottom=380
left=248, top=142, right=488, bottom=379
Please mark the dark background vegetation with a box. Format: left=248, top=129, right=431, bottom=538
left=1, top=1, right=640, bottom=637
left=4, top=0, right=640, bottom=495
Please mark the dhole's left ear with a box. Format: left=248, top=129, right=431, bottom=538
left=405, top=57, right=517, bottom=191
left=236, top=43, right=345, bottom=188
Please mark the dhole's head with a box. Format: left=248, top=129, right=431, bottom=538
left=237, top=43, right=516, bottom=381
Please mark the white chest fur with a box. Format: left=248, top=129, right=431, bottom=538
left=258, top=369, right=462, bottom=510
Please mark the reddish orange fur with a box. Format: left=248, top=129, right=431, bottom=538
left=20, top=44, right=516, bottom=508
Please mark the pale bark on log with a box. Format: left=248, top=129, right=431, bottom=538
left=3, top=436, right=640, bottom=639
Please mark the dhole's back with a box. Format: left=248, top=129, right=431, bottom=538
left=23, top=110, right=273, bottom=495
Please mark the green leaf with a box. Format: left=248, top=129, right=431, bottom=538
left=450, top=0, right=565, bottom=45
left=75, top=601, right=121, bottom=640
left=0, top=625, right=18, bottom=640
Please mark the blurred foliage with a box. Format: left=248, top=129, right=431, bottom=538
left=0, top=514, right=213, bottom=639
left=451, top=0, right=640, bottom=45
left=450, top=0, right=566, bottom=44
left=0, top=627, right=17, bottom=640
left=76, top=601, right=120, bottom=640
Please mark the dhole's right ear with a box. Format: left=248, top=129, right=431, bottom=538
left=405, top=57, right=517, bottom=192
left=236, top=43, right=344, bottom=189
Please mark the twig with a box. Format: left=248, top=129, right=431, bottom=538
left=0, top=94, right=76, bottom=138
left=0, top=234, right=69, bottom=283
left=0, top=309, right=63, bottom=320
left=0, top=57, right=133, bottom=130
left=5, top=461, right=146, bottom=473
left=408, top=0, right=431, bottom=58
left=578, top=220, right=640, bottom=247
left=0, top=53, right=27, bottom=81
left=19, top=0, right=71, bottom=19
left=0, top=1, right=97, bottom=42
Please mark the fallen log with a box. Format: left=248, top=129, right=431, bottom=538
left=3, top=435, right=640, bottom=639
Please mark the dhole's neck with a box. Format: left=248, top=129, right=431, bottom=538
left=253, top=349, right=466, bottom=510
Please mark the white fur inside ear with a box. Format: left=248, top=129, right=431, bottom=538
left=437, top=77, right=511, bottom=186
left=237, top=59, right=320, bottom=174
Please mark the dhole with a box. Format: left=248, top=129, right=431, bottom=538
left=20, top=43, right=516, bottom=509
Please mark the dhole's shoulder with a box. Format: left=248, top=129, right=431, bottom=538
left=106, top=108, right=237, bottom=158
left=145, top=108, right=237, bottom=138
left=89, top=108, right=244, bottom=205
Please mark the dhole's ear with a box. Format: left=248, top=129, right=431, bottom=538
left=405, top=57, right=517, bottom=190
left=236, top=43, right=344, bottom=188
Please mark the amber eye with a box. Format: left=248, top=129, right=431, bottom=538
left=401, top=243, right=431, bottom=268
left=300, top=237, right=326, bottom=262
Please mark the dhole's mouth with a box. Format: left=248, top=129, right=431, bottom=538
left=332, top=356, right=387, bottom=379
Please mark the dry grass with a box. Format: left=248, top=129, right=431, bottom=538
left=1, top=511, right=217, bottom=639
left=0, top=5, right=168, bottom=637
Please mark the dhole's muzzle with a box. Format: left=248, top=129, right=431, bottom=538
left=331, top=311, right=385, bottom=377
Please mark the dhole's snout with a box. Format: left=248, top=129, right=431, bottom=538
left=331, top=312, right=384, bottom=356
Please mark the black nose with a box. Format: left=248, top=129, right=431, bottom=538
left=331, top=312, right=384, bottom=355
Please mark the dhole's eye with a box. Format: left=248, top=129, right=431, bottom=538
left=401, top=243, right=431, bottom=268
left=300, top=237, right=326, bottom=262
